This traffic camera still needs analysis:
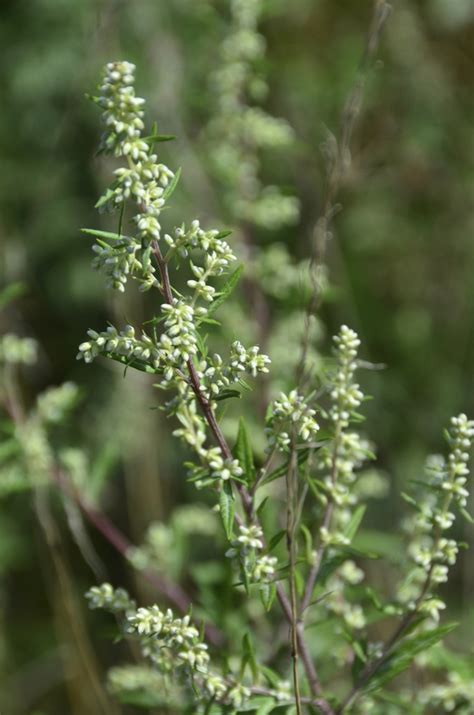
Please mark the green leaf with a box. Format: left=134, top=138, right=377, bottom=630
left=116, top=690, right=167, bottom=707
left=364, top=622, right=459, bottom=693
left=241, top=632, right=259, bottom=679
left=317, top=543, right=379, bottom=585
left=400, top=492, right=420, bottom=511
left=205, top=265, right=244, bottom=318
left=261, top=449, right=311, bottom=487
left=460, top=507, right=474, bottom=524
left=219, top=481, right=235, bottom=540
left=215, top=389, right=242, bottom=402
left=260, top=665, right=281, bottom=688
left=256, top=496, right=269, bottom=518
left=234, top=418, right=255, bottom=485
left=300, top=523, right=313, bottom=561
left=81, top=228, right=130, bottom=242
left=88, top=442, right=119, bottom=504
left=198, top=317, right=221, bottom=327
left=267, top=529, right=286, bottom=553
left=94, top=188, right=115, bottom=209
left=104, top=353, right=159, bottom=374
left=162, top=167, right=181, bottom=201
left=144, top=133, right=176, bottom=144
left=351, top=638, right=368, bottom=684
left=260, top=582, right=276, bottom=612
left=344, top=505, right=366, bottom=542
left=0, top=282, right=26, bottom=310
left=0, top=438, right=20, bottom=464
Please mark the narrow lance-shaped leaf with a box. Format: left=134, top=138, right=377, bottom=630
left=81, top=228, right=130, bottom=242
left=234, top=417, right=255, bottom=485
left=0, top=282, right=26, bottom=310
left=219, top=480, right=235, bottom=541
left=364, top=622, right=459, bottom=693
left=162, top=167, right=181, bottom=201
left=344, top=504, right=366, bottom=542
left=241, top=632, right=259, bottom=679
left=205, top=264, right=243, bottom=319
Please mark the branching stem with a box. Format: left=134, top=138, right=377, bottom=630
left=152, top=239, right=334, bottom=713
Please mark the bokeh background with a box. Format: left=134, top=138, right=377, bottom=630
left=0, top=0, right=473, bottom=712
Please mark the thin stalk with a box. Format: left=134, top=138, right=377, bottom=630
left=297, top=0, right=392, bottom=388
left=286, top=439, right=302, bottom=715
left=300, top=425, right=341, bottom=615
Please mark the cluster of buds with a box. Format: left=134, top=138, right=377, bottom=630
left=398, top=415, right=473, bottom=620
left=97, top=61, right=146, bottom=158
left=226, top=524, right=278, bottom=584
left=86, top=583, right=136, bottom=613
left=193, top=342, right=270, bottom=403
left=163, top=220, right=235, bottom=261
left=207, top=0, right=299, bottom=229
left=90, top=235, right=158, bottom=293
left=86, top=585, right=251, bottom=708
left=330, top=325, right=363, bottom=427
left=36, top=382, right=79, bottom=424
left=325, top=560, right=367, bottom=631
left=160, top=301, right=199, bottom=366
left=266, top=389, right=320, bottom=452
left=315, top=327, right=373, bottom=544
left=0, top=334, right=37, bottom=365
left=77, top=325, right=160, bottom=368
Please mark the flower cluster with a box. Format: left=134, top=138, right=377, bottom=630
left=86, top=585, right=251, bottom=708
left=164, top=220, right=235, bottom=260
left=226, top=524, right=278, bottom=584
left=161, top=301, right=198, bottom=366
left=315, top=327, right=373, bottom=545
left=87, top=61, right=244, bottom=306
left=419, top=671, right=474, bottom=713
left=90, top=233, right=159, bottom=293
left=36, top=382, right=80, bottom=423
left=191, top=342, right=270, bottom=403
left=206, top=0, right=299, bottom=229
left=86, top=582, right=136, bottom=613
left=325, top=560, right=367, bottom=631
left=330, top=325, right=363, bottom=427
left=88, top=61, right=177, bottom=291
left=97, top=61, right=146, bottom=157
left=266, top=389, right=320, bottom=452
left=398, top=415, right=473, bottom=619
left=77, top=325, right=160, bottom=369
left=0, top=334, right=37, bottom=365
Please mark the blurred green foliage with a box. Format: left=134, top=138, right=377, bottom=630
left=0, top=0, right=473, bottom=712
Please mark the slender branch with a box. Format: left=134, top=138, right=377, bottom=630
left=297, top=0, right=392, bottom=387
left=338, top=500, right=450, bottom=712
left=286, top=439, right=302, bottom=715
left=0, top=379, right=223, bottom=647
left=337, top=573, right=432, bottom=713
left=54, top=468, right=224, bottom=647
left=152, top=239, right=333, bottom=712
left=300, top=425, right=341, bottom=615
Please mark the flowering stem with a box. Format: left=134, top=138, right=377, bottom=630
left=338, top=486, right=456, bottom=711
left=151, top=235, right=333, bottom=711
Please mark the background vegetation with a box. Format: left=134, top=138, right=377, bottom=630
left=0, top=0, right=473, bottom=712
